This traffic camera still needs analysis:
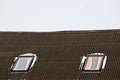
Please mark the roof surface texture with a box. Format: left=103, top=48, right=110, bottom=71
left=0, top=30, right=120, bottom=80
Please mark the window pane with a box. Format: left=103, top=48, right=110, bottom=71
left=84, top=56, right=103, bottom=70
left=13, top=57, right=33, bottom=71
left=91, top=57, right=98, bottom=69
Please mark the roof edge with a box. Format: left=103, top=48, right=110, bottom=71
left=0, top=29, right=120, bottom=35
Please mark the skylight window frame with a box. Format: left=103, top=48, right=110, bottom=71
left=79, top=53, right=107, bottom=73
left=82, top=54, right=105, bottom=72
left=11, top=55, right=35, bottom=73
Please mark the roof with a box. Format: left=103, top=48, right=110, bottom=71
left=0, top=29, right=120, bottom=80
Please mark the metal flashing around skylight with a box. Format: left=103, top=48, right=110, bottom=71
left=11, top=53, right=37, bottom=73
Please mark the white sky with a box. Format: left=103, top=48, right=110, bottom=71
left=0, top=0, right=120, bottom=32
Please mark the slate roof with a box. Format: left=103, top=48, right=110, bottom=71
left=0, top=30, right=120, bottom=80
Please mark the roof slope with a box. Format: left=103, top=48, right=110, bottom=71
left=0, top=30, right=120, bottom=80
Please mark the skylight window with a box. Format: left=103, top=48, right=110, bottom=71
left=79, top=53, right=107, bottom=73
left=11, top=53, right=37, bottom=73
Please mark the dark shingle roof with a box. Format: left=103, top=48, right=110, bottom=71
left=0, top=30, right=120, bottom=80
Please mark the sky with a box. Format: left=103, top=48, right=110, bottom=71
left=0, top=0, right=120, bottom=32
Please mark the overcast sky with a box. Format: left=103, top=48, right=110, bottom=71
left=0, top=0, right=120, bottom=32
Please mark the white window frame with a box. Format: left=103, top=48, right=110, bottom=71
left=79, top=53, right=107, bottom=73
left=11, top=53, right=37, bottom=73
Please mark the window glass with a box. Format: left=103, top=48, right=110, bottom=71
left=13, top=57, right=33, bottom=71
